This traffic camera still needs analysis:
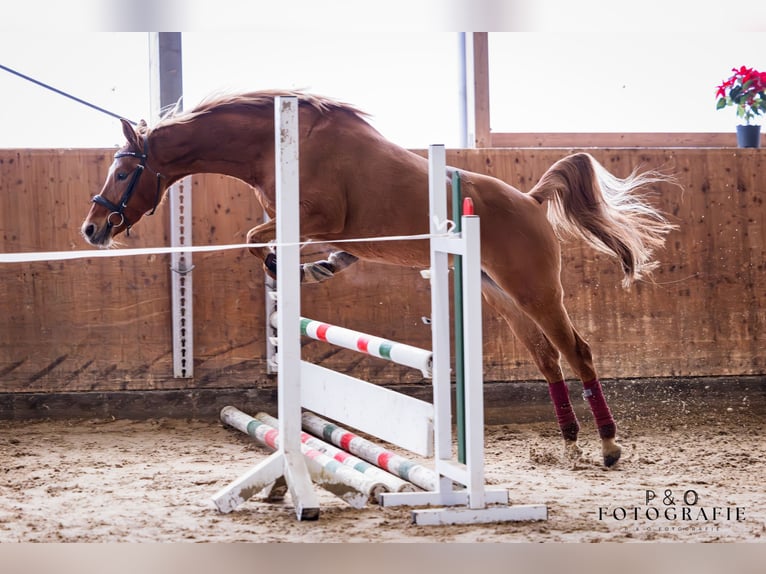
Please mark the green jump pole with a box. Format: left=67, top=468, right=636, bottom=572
left=452, top=170, right=466, bottom=464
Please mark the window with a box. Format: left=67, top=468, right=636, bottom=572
left=1, top=32, right=463, bottom=149
left=484, top=32, right=766, bottom=146
left=181, top=32, right=462, bottom=149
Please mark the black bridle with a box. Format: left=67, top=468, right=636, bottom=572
left=91, top=139, right=164, bottom=236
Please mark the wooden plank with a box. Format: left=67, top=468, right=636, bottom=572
left=489, top=131, right=756, bottom=148
left=0, top=149, right=174, bottom=391
left=300, top=361, right=434, bottom=456
left=412, top=504, right=548, bottom=526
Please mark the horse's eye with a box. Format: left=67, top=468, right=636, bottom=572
left=116, top=172, right=128, bottom=181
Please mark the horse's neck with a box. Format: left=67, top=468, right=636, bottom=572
left=150, top=114, right=274, bottom=188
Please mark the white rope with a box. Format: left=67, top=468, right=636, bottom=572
left=0, top=225, right=455, bottom=264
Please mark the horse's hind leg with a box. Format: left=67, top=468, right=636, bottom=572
left=482, top=253, right=621, bottom=467
left=246, top=221, right=359, bottom=283
left=514, top=287, right=622, bottom=468
left=482, top=274, right=583, bottom=462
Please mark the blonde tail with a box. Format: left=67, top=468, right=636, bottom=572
left=529, top=153, right=676, bottom=287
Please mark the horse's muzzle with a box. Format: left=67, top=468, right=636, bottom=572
left=81, top=220, right=113, bottom=247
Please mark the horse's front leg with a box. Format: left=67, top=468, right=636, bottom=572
left=300, top=251, right=359, bottom=284
left=246, top=222, right=359, bottom=283
left=246, top=220, right=278, bottom=276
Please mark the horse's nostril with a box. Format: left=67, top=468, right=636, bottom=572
left=83, top=223, right=96, bottom=238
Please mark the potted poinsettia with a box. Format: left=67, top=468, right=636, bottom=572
left=716, top=66, right=766, bottom=148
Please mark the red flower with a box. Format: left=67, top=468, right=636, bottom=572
left=715, top=65, right=766, bottom=124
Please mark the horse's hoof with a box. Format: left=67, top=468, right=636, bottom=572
left=264, top=252, right=277, bottom=279
left=302, top=260, right=335, bottom=283
left=329, top=251, right=359, bottom=269
left=604, top=452, right=621, bottom=467
left=602, top=440, right=622, bottom=467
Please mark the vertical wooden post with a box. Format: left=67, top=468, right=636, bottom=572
left=463, top=32, right=490, bottom=148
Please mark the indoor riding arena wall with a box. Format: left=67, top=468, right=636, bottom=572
left=1, top=148, right=764, bottom=419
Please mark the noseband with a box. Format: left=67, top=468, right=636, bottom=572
left=91, top=139, right=164, bottom=236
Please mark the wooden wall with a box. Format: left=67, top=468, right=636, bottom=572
left=1, top=148, right=763, bottom=396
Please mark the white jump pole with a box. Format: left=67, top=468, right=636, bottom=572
left=269, top=313, right=433, bottom=377
left=298, top=316, right=432, bottom=377
left=254, top=412, right=417, bottom=494
left=300, top=411, right=439, bottom=492
left=220, top=406, right=386, bottom=507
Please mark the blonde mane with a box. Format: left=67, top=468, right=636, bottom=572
left=150, top=90, right=371, bottom=133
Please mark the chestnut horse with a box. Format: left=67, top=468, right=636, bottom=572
left=81, top=91, right=675, bottom=467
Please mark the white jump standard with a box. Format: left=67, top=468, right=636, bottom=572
left=374, top=146, right=546, bottom=525
left=211, top=96, right=547, bottom=525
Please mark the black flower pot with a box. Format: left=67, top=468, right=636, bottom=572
left=736, top=124, right=761, bottom=148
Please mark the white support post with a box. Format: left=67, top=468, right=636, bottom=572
left=427, top=145, right=457, bottom=498
left=274, top=96, right=319, bottom=520
left=265, top=270, right=278, bottom=374
left=264, top=213, right=278, bottom=375
left=148, top=32, right=192, bottom=379
left=461, top=212, right=485, bottom=508
left=169, top=177, right=193, bottom=378
left=211, top=96, right=319, bottom=520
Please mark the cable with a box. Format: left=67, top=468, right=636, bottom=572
left=0, top=229, right=456, bottom=264
left=0, top=63, right=138, bottom=125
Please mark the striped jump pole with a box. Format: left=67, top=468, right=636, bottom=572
left=289, top=315, right=433, bottom=378
left=220, top=406, right=386, bottom=507
left=301, top=411, right=439, bottom=492
left=254, top=412, right=417, bottom=494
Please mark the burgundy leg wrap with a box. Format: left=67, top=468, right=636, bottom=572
left=548, top=380, right=580, bottom=441
left=583, top=379, right=616, bottom=439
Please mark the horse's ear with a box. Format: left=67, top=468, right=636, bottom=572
left=121, top=118, right=141, bottom=151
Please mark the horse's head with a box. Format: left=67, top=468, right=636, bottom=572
left=81, top=119, right=165, bottom=247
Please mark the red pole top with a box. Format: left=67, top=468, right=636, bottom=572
left=462, top=197, right=475, bottom=216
